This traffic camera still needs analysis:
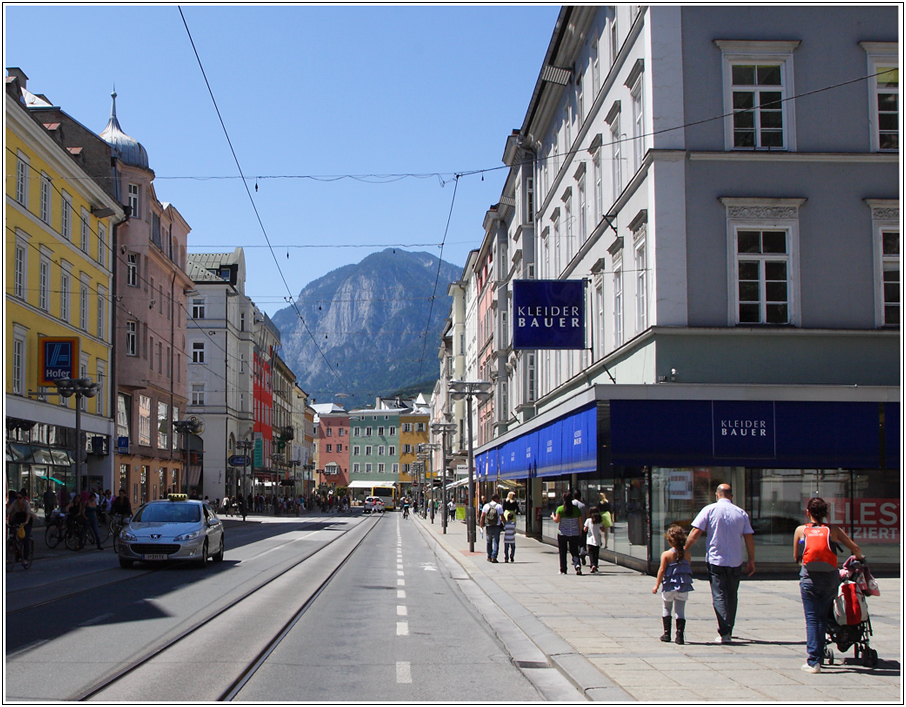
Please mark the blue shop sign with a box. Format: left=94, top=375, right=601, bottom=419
left=513, top=280, right=586, bottom=350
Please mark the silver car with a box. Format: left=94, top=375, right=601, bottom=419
left=116, top=495, right=225, bottom=568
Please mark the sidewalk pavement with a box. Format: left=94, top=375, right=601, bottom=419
left=413, top=514, right=902, bottom=703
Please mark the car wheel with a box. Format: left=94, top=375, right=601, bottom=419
left=119, top=556, right=134, bottom=569
left=213, top=535, right=224, bottom=562
left=199, top=540, right=209, bottom=567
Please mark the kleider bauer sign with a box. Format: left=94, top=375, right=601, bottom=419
left=513, top=280, right=585, bottom=350
left=38, top=337, right=79, bottom=385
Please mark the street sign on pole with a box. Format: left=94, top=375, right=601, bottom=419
left=229, top=455, right=250, bottom=467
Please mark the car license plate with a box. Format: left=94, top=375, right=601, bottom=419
left=142, top=553, right=168, bottom=560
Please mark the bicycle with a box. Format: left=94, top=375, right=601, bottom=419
left=110, top=514, right=131, bottom=553
left=45, top=510, right=66, bottom=549
left=64, top=518, right=87, bottom=551
left=8, top=524, right=34, bottom=570
left=402, top=506, right=410, bottom=519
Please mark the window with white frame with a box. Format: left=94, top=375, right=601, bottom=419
left=139, top=395, right=152, bottom=446
left=365, top=463, right=373, bottom=474
left=126, top=320, right=137, bottom=356
left=592, top=36, right=601, bottom=93
left=593, top=148, right=603, bottom=224
left=40, top=173, right=51, bottom=222
left=158, top=402, right=169, bottom=450
left=192, top=341, right=205, bottom=364
left=61, top=191, right=72, bottom=240
left=594, top=280, right=605, bottom=359
left=611, top=117, right=623, bottom=202
left=578, top=175, right=587, bottom=243
left=60, top=269, right=71, bottom=321
left=12, top=330, right=25, bottom=395
left=610, top=11, right=619, bottom=65
left=126, top=253, right=138, bottom=287
left=16, top=152, right=28, bottom=207
left=524, top=177, right=534, bottom=224
left=97, top=288, right=106, bottom=339
left=613, top=260, right=624, bottom=348
left=128, top=184, right=140, bottom=219
left=867, top=200, right=900, bottom=327
left=95, top=363, right=106, bottom=415
left=723, top=198, right=803, bottom=326
left=191, top=297, right=205, bottom=319
left=14, top=243, right=25, bottom=299
left=191, top=384, right=205, bottom=406
left=97, top=223, right=107, bottom=267
left=861, top=43, right=899, bottom=152
left=80, top=209, right=90, bottom=252
left=80, top=282, right=89, bottom=330
left=630, top=72, right=645, bottom=171
left=718, top=40, right=800, bottom=151
left=39, top=259, right=49, bottom=310
left=633, top=223, right=648, bottom=332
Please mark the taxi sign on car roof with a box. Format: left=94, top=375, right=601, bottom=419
left=168, top=493, right=189, bottom=502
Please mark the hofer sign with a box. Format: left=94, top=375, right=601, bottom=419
left=39, top=337, right=79, bottom=385
left=513, top=280, right=585, bottom=350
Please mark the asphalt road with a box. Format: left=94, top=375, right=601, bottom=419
left=5, top=512, right=581, bottom=702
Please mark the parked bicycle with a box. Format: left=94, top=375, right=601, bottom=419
left=44, top=509, right=67, bottom=549
left=8, top=523, right=34, bottom=569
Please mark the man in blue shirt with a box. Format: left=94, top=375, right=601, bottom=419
left=685, top=483, right=755, bottom=643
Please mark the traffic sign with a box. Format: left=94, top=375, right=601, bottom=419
left=38, top=337, right=79, bottom=385
left=228, top=455, right=250, bottom=467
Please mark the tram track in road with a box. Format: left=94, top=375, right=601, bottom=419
left=75, top=514, right=381, bottom=702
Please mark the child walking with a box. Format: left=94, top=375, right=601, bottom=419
left=584, top=509, right=603, bottom=573
left=652, top=525, right=694, bottom=644
left=503, top=510, right=516, bottom=562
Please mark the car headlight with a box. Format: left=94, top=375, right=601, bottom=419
left=174, top=530, right=201, bottom=542
left=121, top=530, right=137, bottom=542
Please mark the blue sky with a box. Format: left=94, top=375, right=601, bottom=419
left=5, top=4, right=560, bottom=317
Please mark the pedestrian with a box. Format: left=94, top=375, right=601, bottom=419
left=447, top=499, right=456, bottom=522
left=503, top=490, right=519, bottom=517
left=552, top=491, right=583, bottom=575
left=572, top=489, right=588, bottom=565
left=598, top=492, right=613, bottom=549
left=480, top=493, right=504, bottom=563
left=794, top=497, right=863, bottom=673
left=43, top=485, right=57, bottom=519
left=84, top=489, right=104, bottom=550
left=653, top=524, right=695, bottom=644
left=584, top=508, right=603, bottom=573
left=503, top=510, right=516, bottom=563
left=684, top=483, right=755, bottom=643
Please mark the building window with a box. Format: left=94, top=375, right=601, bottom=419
left=14, top=244, right=25, bottom=299
left=158, top=402, right=169, bottom=450
left=610, top=11, right=619, bottom=65
left=630, top=74, right=645, bottom=171
left=126, top=321, right=137, bottom=356
left=524, top=177, right=534, bottom=224
left=97, top=223, right=107, bottom=267
left=634, top=229, right=648, bottom=332
left=594, top=282, right=605, bottom=360
left=592, top=36, right=601, bottom=93
left=12, top=336, right=24, bottom=395
left=192, top=384, right=205, bottom=406
left=60, top=270, right=70, bottom=321
left=40, top=173, right=51, bottom=222
left=862, top=43, right=899, bottom=152
left=611, top=118, right=623, bottom=202
left=577, top=176, right=587, bottom=243
left=80, top=209, right=90, bottom=252
left=868, top=200, right=900, bottom=327
left=723, top=197, right=803, bottom=326
left=80, top=283, right=89, bottom=330
left=16, top=152, right=28, bottom=207
left=61, top=192, right=72, bottom=240
left=613, top=262, right=623, bottom=348
left=97, top=288, right=106, bottom=339
left=128, top=184, right=140, bottom=219
left=192, top=342, right=205, bottom=364
left=718, top=40, right=800, bottom=151
left=139, top=395, right=152, bottom=446
left=192, top=297, right=205, bottom=319
left=39, top=259, right=49, bottom=310
left=126, top=253, right=138, bottom=287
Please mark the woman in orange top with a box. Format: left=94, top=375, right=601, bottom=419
left=793, top=497, right=862, bottom=674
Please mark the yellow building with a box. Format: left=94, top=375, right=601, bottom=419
left=6, top=70, right=126, bottom=497
left=399, top=410, right=429, bottom=490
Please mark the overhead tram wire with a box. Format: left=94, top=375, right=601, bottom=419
left=177, top=6, right=350, bottom=397
left=416, top=174, right=459, bottom=382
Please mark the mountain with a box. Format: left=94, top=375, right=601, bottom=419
left=271, top=249, right=460, bottom=410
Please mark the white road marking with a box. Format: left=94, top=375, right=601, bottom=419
left=397, top=605, right=408, bottom=616
left=397, top=590, right=406, bottom=599
left=397, top=578, right=405, bottom=586
left=396, top=661, right=412, bottom=683
left=397, top=621, right=409, bottom=636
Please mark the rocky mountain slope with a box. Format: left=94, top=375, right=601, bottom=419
left=271, top=249, right=460, bottom=410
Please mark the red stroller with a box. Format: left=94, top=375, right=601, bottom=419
left=824, top=556, right=879, bottom=667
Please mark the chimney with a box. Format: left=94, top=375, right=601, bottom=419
left=6, top=67, right=28, bottom=89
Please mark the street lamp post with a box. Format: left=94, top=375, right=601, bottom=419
left=54, top=377, right=101, bottom=492
left=418, top=443, right=439, bottom=523
left=431, top=422, right=456, bottom=534
left=236, top=438, right=254, bottom=506
left=449, top=380, right=492, bottom=553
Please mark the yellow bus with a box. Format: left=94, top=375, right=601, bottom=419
left=369, top=484, right=397, bottom=511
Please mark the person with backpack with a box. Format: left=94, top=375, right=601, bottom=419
left=480, top=493, right=504, bottom=563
